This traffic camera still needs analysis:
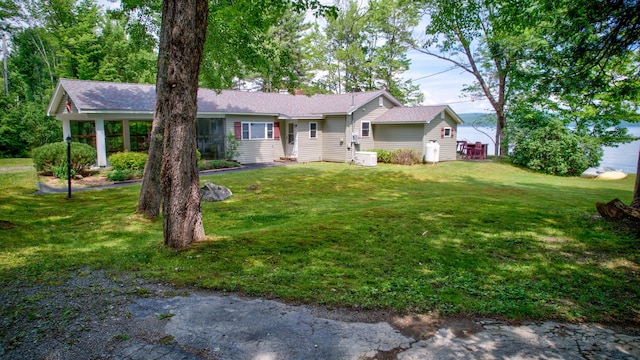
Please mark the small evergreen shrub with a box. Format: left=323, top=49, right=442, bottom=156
left=390, top=148, right=422, bottom=165
left=109, top=152, right=148, bottom=171
left=32, top=141, right=96, bottom=176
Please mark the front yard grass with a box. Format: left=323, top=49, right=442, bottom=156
left=0, top=160, right=637, bottom=325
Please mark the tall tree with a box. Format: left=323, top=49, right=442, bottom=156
left=414, top=0, right=535, bottom=155
left=155, top=0, right=208, bottom=248
left=367, top=0, right=422, bottom=104
left=306, top=0, right=422, bottom=102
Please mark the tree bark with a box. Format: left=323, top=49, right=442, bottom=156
left=157, top=0, right=208, bottom=249
left=136, top=0, right=174, bottom=219
left=597, top=198, right=640, bottom=221
left=631, top=149, right=640, bottom=208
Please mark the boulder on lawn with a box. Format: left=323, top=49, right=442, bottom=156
left=200, top=182, right=232, bottom=202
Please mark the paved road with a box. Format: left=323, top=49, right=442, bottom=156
left=117, top=293, right=640, bottom=360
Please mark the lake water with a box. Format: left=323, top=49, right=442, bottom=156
left=457, top=126, right=640, bottom=174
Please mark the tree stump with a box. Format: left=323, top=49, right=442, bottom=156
left=596, top=198, right=640, bottom=222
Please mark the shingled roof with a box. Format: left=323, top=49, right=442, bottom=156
left=372, top=105, right=463, bottom=124
left=48, top=79, right=401, bottom=119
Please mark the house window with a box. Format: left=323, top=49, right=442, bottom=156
left=309, top=122, right=318, bottom=138
left=441, top=127, right=453, bottom=138
left=242, top=122, right=274, bottom=140
left=361, top=121, right=371, bottom=137
left=288, top=123, right=295, bottom=144
left=378, top=96, right=383, bottom=107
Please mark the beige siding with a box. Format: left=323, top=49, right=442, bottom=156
left=297, top=120, right=323, bottom=162
left=352, top=96, right=392, bottom=152
left=424, top=112, right=458, bottom=161
left=322, top=115, right=349, bottom=162
left=226, top=115, right=285, bottom=164
left=372, top=124, right=424, bottom=151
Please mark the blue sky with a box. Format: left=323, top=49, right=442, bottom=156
left=404, top=49, right=492, bottom=114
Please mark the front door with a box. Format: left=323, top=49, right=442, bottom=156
left=286, top=120, right=298, bottom=158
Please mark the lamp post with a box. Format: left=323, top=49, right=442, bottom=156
left=65, top=136, right=72, bottom=199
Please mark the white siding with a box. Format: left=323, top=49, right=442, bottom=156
left=322, top=115, right=349, bottom=162
left=297, top=120, right=323, bottom=162
left=226, top=115, right=285, bottom=164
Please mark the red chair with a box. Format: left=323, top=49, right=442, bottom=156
left=467, top=142, right=483, bottom=159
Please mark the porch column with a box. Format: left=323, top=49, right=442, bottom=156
left=62, top=119, right=71, bottom=140
left=122, top=120, right=131, bottom=151
left=95, top=118, right=108, bottom=167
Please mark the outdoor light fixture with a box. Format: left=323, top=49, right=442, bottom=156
left=65, top=136, right=71, bottom=199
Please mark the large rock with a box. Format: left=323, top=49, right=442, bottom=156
left=200, top=182, right=232, bottom=202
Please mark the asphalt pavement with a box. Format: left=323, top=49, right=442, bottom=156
left=116, top=293, right=640, bottom=360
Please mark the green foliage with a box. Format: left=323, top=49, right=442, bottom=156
left=304, top=0, right=422, bottom=103
left=31, top=141, right=96, bottom=176
left=509, top=117, right=602, bottom=176
left=366, top=148, right=422, bottom=165
left=51, top=164, right=76, bottom=180
left=224, top=131, right=240, bottom=160
left=0, top=99, right=61, bottom=157
left=198, top=160, right=241, bottom=171
left=106, top=169, right=143, bottom=181
left=366, top=149, right=393, bottom=163
left=108, top=152, right=148, bottom=171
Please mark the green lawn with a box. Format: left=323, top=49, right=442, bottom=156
left=0, top=159, right=637, bottom=324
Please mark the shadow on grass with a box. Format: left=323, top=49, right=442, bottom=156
left=1, top=163, right=638, bottom=325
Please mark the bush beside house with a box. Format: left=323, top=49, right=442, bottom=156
left=32, top=142, right=96, bottom=179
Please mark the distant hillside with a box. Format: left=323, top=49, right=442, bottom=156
left=458, top=113, right=496, bottom=125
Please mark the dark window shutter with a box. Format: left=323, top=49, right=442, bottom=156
left=234, top=122, right=242, bottom=140
left=441, top=127, right=445, bottom=138
left=274, top=122, right=280, bottom=140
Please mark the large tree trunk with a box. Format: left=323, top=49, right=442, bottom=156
left=157, top=0, right=208, bottom=249
left=136, top=0, right=174, bottom=219
left=631, top=150, right=640, bottom=208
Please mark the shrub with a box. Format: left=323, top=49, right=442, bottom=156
left=32, top=141, right=96, bottom=176
left=390, top=149, right=422, bottom=165
left=225, top=131, right=240, bottom=160
left=198, top=160, right=241, bottom=170
left=109, top=152, right=148, bottom=171
left=107, top=169, right=143, bottom=181
left=52, top=164, right=76, bottom=180
left=510, top=119, right=602, bottom=176
left=366, top=149, right=393, bottom=163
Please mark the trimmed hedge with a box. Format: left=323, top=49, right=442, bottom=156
left=32, top=141, right=96, bottom=176
left=109, top=152, right=148, bottom=171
